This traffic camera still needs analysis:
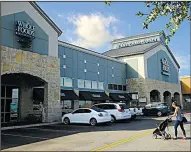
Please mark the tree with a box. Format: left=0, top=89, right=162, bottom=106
left=105, top=1, right=191, bottom=44
left=136, top=1, right=191, bottom=44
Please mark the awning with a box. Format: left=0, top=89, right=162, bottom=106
left=109, top=93, right=132, bottom=101
left=60, top=90, right=79, bottom=100
left=79, top=91, right=110, bottom=101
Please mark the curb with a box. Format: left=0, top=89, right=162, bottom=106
left=1, top=122, right=62, bottom=131
left=184, top=112, right=191, bottom=114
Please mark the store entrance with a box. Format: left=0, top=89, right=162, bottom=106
left=1, top=85, right=19, bottom=123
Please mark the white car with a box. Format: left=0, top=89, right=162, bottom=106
left=129, top=107, right=143, bottom=117
left=91, top=103, right=132, bottom=122
left=62, top=108, right=111, bottom=126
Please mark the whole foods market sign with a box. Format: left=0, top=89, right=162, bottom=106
left=113, top=37, right=159, bottom=49
left=161, top=58, right=170, bottom=76
left=15, top=21, right=35, bottom=39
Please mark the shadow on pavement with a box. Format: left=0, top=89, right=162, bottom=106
left=1, top=116, right=189, bottom=150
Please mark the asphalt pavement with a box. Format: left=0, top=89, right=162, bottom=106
left=1, top=115, right=191, bottom=151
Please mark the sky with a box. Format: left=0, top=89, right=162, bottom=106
left=38, top=2, right=190, bottom=76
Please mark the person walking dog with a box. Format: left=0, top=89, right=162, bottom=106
left=171, top=101, right=186, bottom=140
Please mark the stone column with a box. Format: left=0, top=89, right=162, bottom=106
left=73, top=89, right=79, bottom=110
left=43, top=83, right=62, bottom=122
left=73, top=100, right=79, bottom=110
left=19, top=83, right=33, bottom=120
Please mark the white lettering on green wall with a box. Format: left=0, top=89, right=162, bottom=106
left=161, top=58, right=170, bottom=76
left=15, top=21, right=35, bottom=39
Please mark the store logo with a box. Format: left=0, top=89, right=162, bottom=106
left=113, top=37, right=159, bottom=49
left=118, top=95, right=125, bottom=99
left=61, top=93, right=66, bottom=96
left=161, top=58, right=170, bottom=76
left=16, top=21, right=35, bottom=39
left=15, top=21, right=35, bottom=48
left=92, top=94, right=101, bottom=98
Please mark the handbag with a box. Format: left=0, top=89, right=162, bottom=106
left=182, top=116, right=188, bottom=123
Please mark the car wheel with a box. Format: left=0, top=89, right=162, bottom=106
left=157, top=111, right=162, bottom=117
left=131, top=114, right=136, bottom=120
left=111, top=115, right=116, bottom=123
left=167, top=134, right=171, bottom=139
left=152, top=133, right=157, bottom=139
left=90, top=118, right=97, bottom=126
left=63, top=117, right=70, bottom=125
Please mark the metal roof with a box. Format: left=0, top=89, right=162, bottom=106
left=30, top=2, right=62, bottom=36
left=103, top=42, right=160, bottom=57
left=103, top=42, right=180, bottom=68
left=111, top=31, right=165, bottom=44
left=58, top=41, right=126, bottom=64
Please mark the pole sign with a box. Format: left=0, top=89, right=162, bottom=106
left=15, top=21, right=35, bottom=39
left=161, top=58, right=170, bottom=76
left=112, top=37, right=159, bottom=49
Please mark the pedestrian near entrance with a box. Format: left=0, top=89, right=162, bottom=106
left=171, top=101, right=186, bottom=140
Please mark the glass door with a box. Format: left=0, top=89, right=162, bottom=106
left=1, top=85, right=19, bottom=123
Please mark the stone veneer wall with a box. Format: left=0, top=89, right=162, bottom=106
left=1, top=46, right=61, bottom=122
left=126, top=78, right=183, bottom=107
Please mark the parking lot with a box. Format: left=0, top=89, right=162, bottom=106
left=2, top=114, right=191, bottom=151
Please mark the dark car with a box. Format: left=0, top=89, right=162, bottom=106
left=142, top=102, right=170, bottom=117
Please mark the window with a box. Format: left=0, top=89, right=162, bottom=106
left=101, top=104, right=116, bottom=110
left=62, top=100, right=72, bottom=109
left=91, top=106, right=105, bottom=112
left=118, top=85, right=122, bottom=90
left=63, top=65, right=66, bottom=69
left=113, top=84, right=117, bottom=90
left=73, top=109, right=83, bottom=114
left=123, top=85, right=126, bottom=91
left=108, top=104, right=117, bottom=109
left=97, top=104, right=105, bottom=109
left=92, top=81, right=98, bottom=89
left=131, top=93, right=138, bottom=100
left=79, top=101, right=92, bottom=108
left=119, top=103, right=129, bottom=109
left=64, top=77, right=73, bottom=87
left=60, top=77, right=64, bottom=86
left=84, top=109, right=91, bottom=113
left=79, top=101, right=85, bottom=108
left=98, top=82, right=104, bottom=90
left=108, top=84, right=113, bottom=90
left=85, top=80, right=91, bottom=89
left=78, top=79, right=85, bottom=88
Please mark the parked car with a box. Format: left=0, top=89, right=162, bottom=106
left=142, top=102, right=170, bottom=117
left=129, top=107, right=143, bottom=116
left=91, top=103, right=132, bottom=122
left=135, top=107, right=144, bottom=116
left=62, top=108, right=111, bottom=126
left=118, top=103, right=137, bottom=120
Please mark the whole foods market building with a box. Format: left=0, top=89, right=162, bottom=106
left=1, top=2, right=182, bottom=124
left=1, top=2, right=62, bottom=123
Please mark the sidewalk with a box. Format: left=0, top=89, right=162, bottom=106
left=1, top=122, right=61, bottom=131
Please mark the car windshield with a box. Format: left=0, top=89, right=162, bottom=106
left=119, top=104, right=129, bottom=109
left=91, top=106, right=105, bottom=112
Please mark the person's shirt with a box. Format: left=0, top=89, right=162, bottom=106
left=175, top=107, right=183, bottom=121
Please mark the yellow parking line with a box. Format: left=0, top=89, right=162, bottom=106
left=91, top=129, right=154, bottom=151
